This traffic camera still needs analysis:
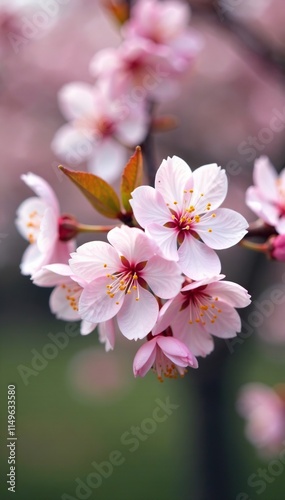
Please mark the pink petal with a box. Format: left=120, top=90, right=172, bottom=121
left=206, top=280, right=251, bottom=308
left=146, top=223, right=179, bottom=261
left=207, top=301, right=241, bottom=338
left=37, top=207, right=58, bottom=254
left=253, top=156, right=278, bottom=202
left=156, top=336, right=198, bottom=368
left=191, top=164, right=227, bottom=211
left=69, top=241, right=121, bottom=282
left=197, top=208, right=248, bottom=250
left=152, top=296, right=181, bottom=335
left=276, top=216, right=285, bottom=235
left=21, top=173, right=59, bottom=212
left=133, top=338, right=157, bottom=377
left=50, top=285, right=80, bottom=321
left=98, top=319, right=116, bottom=351
left=20, top=243, right=46, bottom=276
left=15, top=197, right=47, bottom=241
left=155, top=155, right=192, bottom=207
left=80, top=320, right=97, bottom=336
left=117, top=286, right=159, bottom=340
left=58, top=82, right=96, bottom=121
left=174, top=323, right=214, bottom=358
left=108, top=226, right=156, bottom=263
left=181, top=275, right=224, bottom=293
left=51, top=124, right=93, bottom=165
left=87, top=138, right=127, bottom=183
left=79, top=277, right=124, bottom=323
left=246, top=186, right=279, bottom=226
left=143, top=255, right=183, bottom=298
left=130, top=186, right=170, bottom=228
left=89, top=48, right=121, bottom=78
left=32, top=264, right=72, bottom=287
left=116, top=110, right=149, bottom=145
left=178, top=235, right=221, bottom=280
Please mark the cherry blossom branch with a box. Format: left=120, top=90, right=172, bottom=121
left=76, top=223, right=118, bottom=233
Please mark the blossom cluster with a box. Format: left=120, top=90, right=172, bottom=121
left=16, top=155, right=251, bottom=380
left=51, top=0, right=202, bottom=183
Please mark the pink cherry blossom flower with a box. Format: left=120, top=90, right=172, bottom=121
left=32, top=263, right=115, bottom=350
left=122, top=0, right=201, bottom=72
left=152, top=275, right=251, bottom=357
left=133, top=334, right=198, bottom=380
left=69, top=225, right=184, bottom=341
left=51, top=80, right=149, bottom=183
left=90, top=36, right=198, bottom=103
left=130, top=156, right=248, bottom=280
left=237, top=383, right=285, bottom=457
left=15, top=173, right=75, bottom=276
left=246, top=156, right=285, bottom=234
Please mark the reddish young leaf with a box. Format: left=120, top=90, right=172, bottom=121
left=59, top=166, right=121, bottom=219
left=103, top=0, right=130, bottom=25
left=120, top=147, right=143, bottom=213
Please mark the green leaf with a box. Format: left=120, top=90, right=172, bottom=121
left=59, top=166, right=121, bottom=219
left=120, top=146, right=143, bottom=212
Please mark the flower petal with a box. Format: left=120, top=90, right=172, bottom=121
left=197, top=208, right=248, bottom=249
left=143, top=255, right=183, bottom=298
left=50, top=285, right=80, bottom=321
left=178, top=235, right=221, bottom=279
left=133, top=338, right=157, bottom=377
left=156, top=336, right=198, bottom=368
left=207, top=301, right=241, bottom=338
left=32, top=264, right=72, bottom=287
left=20, top=243, right=46, bottom=276
left=107, top=225, right=156, bottom=263
left=51, top=124, right=93, bottom=165
left=206, top=280, right=251, bottom=308
left=80, top=320, right=97, bottom=336
left=87, top=137, right=127, bottom=183
left=15, top=197, right=47, bottom=241
left=146, top=223, right=179, bottom=261
left=21, top=173, right=59, bottom=212
left=117, top=286, right=159, bottom=340
left=98, top=319, right=116, bottom=351
left=130, top=185, right=170, bottom=228
left=246, top=187, right=279, bottom=226
left=253, top=156, right=278, bottom=202
left=79, top=277, right=124, bottom=323
left=58, top=82, right=96, bottom=120
left=155, top=155, right=192, bottom=207
left=191, top=164, right=227, bottom=211
left=69, top=241, right=121, bottom=282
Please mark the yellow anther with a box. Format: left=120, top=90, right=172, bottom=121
left=189, top=189, right=194, bottom=193
left=103, top=264, right=107, bottom=268
left=212, top=213, right=216, bottom=218
left=173, top=201, right=178, bottom=205
left=208, top=229, right=212, bottom=233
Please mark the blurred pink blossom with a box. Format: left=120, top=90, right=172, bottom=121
left=52, top=80, right=149, bottom=183
left=246, top=156, right=285, bottom=233
left=122, top=0, right=201, bottom=72
left=237, top=383, right=285, bottom=457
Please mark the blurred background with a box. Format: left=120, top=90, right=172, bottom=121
left=1, top=0, right=285, bottom=499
